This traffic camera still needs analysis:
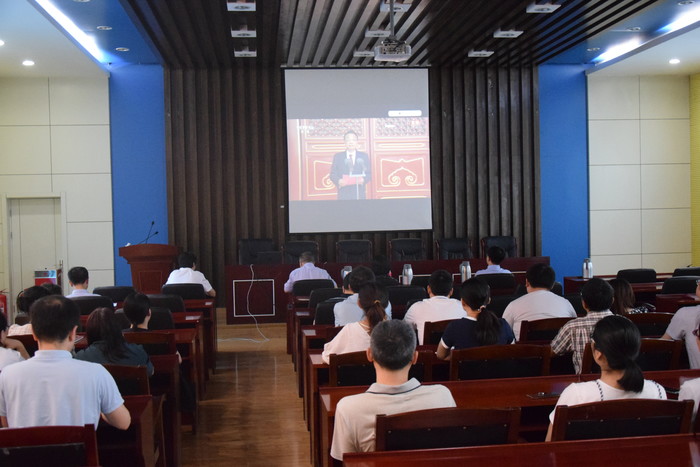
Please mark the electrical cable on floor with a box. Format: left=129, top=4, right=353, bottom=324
left=220, top=263, right=270, bottom=343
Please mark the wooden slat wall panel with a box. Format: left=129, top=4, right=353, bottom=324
left=164, top=64, right=539, bottom=300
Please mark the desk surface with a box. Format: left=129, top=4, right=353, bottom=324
left=342, top=434, right=700, bottom=466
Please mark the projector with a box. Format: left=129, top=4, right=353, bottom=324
left=374, top=39, right=412, bottom=62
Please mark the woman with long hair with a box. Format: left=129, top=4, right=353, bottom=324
left=321, top=283, right=387, bottom=363
left=545, top=315, right=666, bottom=441
left=436, top=278, right=515, bottom=360
left=609, top=278, right=652, bottom=314
left=75, top=307, right=153, bottom=375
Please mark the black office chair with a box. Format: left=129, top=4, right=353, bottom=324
left=660, top=276, right=700, bottom=294
left=673, top=267, right=700, bottom=277
left=388, top=238, right=426, bottom=261
left=436, top=238, right=473, bottom=260
left=565, top=293, right=586, bottom=316
left=282, top=240, right=319, bottom=264
left=308, top=288, right=344, bottom=311
left=475, top=274, right=517, bottom=295
left=161, top=283, right=207, bottom=299
left=336, top=239, right=372, bottom=262
left=486, top=294, right=517, bottom=318
left=238, top=238, right=281, bottom=264
left=617, top=268, right=657, bottom=283
left=68, top=295, right=114, bottom=315
left=480, top=236, right=517, bottom=258
left=147, top=294, right=186, bottom=314
left=113, top=310, right=133, bottom=329
left=149, top=307, right=175, bottom=330
left=314, top=300, right=341, bottom=325
left=93, top=286, right=136, bottom=302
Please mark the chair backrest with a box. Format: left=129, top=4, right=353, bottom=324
left=551, top=399, right=693, bottom=441
left=409, top=275, right=431, bottom=290
left=291, top=279, right=336, bottom=298
left=423, top=319, right=458, bottom=346
left=673, top=267, right=700, bottom=277
left=149, top=307, right=175, bottom=330
left=146, top=294, right=186, bottom=314
left=661, top=276, right=700, bottom=294
left=314, top=300, right=342, bottom=325
left=282, top=240, right=319, bottom=264
left=308, top=288, right=344, bottom=311
left=449, top=344, right=551, bottom=380
left=388, top=238, right=426, bottom=261
left=11, top=334, right=38, bottom=357
left=519, top=317, right=575, bottom=343
left=627, top=312, right=675, bottom=338
left=436, top=238, right=473, bottom=260
left=328, top=351, right=375, bottom=387
left=68, top=295, right=114, bottom=316
left=123, top=331, right=177, bottom=355
left=617, top=268, right=657, bottom=283
left=375, top=407, right=521, bottom=451
left=102, top=363, right=151, bottom=395
left=336, top=239, right=372, bottom=263
left=0, top=424, right=99, bottom=467
left=486, top=294, right=517, bottom=318
left=161, top=283, right=207, bottom=299
left=113, top=310, right=132, bottom=329
left=580, top=338, right=682, bottom=373
left=564, top=293, right=586, bottom=316
left=93, top=286, right=136, bottom=302
left=238, top=238, right=279, bottom=264
left=386, top=285, right=429, bottom=307
left=480, top=236, right=517, bottom=258
left=475, top=274, right=517, bottom=295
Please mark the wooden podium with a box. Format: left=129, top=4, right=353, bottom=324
left=119, top=244, right=179, bottom=294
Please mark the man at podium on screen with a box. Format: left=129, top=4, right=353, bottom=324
left=329, top=130, right=371, bottom=200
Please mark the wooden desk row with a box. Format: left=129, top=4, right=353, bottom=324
left=316, top=369, right=700, bottom=467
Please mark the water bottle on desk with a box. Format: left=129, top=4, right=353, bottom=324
left=583, top=258, right=593, bottom=279
left=460, top=261, right=471, bottom=282
left=402, top=264, right=413, bottom=285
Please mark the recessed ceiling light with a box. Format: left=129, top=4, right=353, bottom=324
left=353, top=50, right=375, bottom=58
left=234, top=49, right=257, bottom=57
left=96, top=26, right=112, bottom=31
left=493, top=29, right=524, bottom=38
left=22, top=60, right=35, bottom=66
left=626, top=26, right=642, bottom=31
left=468, top=50, right=494, bottom=57
left=526, top=3, right=560, bottom=13
left=115, top=47, right=129, bottom=52
left=230, top=29, right=257, bottom=38
left=73, top=0, right=91, bottom=2
left=586, top=47, right=601, bottom=52
left=365, top=29, right=391, bottom=38
left=678, top=1, right=695, bottom=5
left=0, top=39, right=4, bottom=47
left=227, top=1, right=256, bottom=11
left=669, top=58, right=681, bottom=64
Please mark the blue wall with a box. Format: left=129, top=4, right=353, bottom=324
left=109, top=64, right=167, bottom=285
left=539, top=64, right=590, bottom=285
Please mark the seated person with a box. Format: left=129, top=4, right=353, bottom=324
left=370, top=255, right=398, bottom=288
left=550, top=278, right=613, bottom=374
left=65, top=266, right=100, bottom=298
left=283, top=251, right=336, bottom=293
left=331, top=319, right=456, bottom=460
left=0, top=295, right=130, bottom=429
left=0, top=312, right=29, bottom=369
left=334, top=266, right=391, bottom=326
left=436, top=278, right=514, bottom=360
left=122, top=292, right=153, bottom=331
left=165, top=251, right=216, bottom=297
left=680, top=322, right=700, bottom=420
left=75, top=307, right=154, bottom=376
left=41, top=282, right=63, bottom=295
left=7, top=285, right=51, bottom=336
left=322, top=283, right=386, bottom=364
left=662, top=279, right=700, bottom=368
left=474, top=246, right=511, bottom=275
left=502, top=263, right=576, bottom=339
left=404, top=269, right=465, bottom=344
left=545, top=315, right=666, bottom=441
left=609, top=278, right=652, bottom=315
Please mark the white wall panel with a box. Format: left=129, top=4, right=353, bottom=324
left=0, top=126, right=51, bottom=174
left=52, top=174, right=112, bottom=223
left=51, top=125, right=111, bottom=174
left=49, top=77, right=109, bottom=125
left=588, top=76, right=639, bottom=120
left=590, top=210, right=641, bottom=255
left=66, top=222, right=114, bottom=270
left=642, top=253, right=693, bottom=273
left=641, top=208, right=691, bottom=254
left=589, top=254, right=642, bottom=276
left=588, top=120, right=640, bottom=165
left=0, top=78, right=50, bottom=126
left=0, top=175, right=52, bottom=194
left=640, top=76, right=690, bottom=119
left=589, top=165, right=640, bottom=210
left=641, top=164, right=690, bottom=209
left=640, top=119, right=690, bottom=164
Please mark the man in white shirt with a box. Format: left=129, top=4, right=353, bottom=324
left=404, top=269, right=465, bottom=344
left=65, top=266, right=99, bottom=298
left=283, top=251, right=336, bottom=293
left=331, top=320, right=456, bottom=460
left=502, top=263, right=576, bottom=340
left=165, top=252, right=216, bottom=297
left=334, top=266, right=391, bottom=326
left=662, top=279, right=700, bottom=368
left=475, top=246, right=511, bottom=276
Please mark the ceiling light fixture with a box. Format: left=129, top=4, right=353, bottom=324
left=468, top=50, right=495, bottom=57
left=678, top=1, right=695, bottom=5
left=22, top=60, right=35, bottom=66
left=493, top=29, right=524, bottom=38
left=661, top=7, right=700, bottom=33
left=669, top=58, right=681, bottom=64
left=625, top=26, right=642, bottom=31
left=586, top=47, right=601, bottom=52
left=230, top=29, right=256, bottom=38
left=379, top=1, right=410, bottom=13
left=115, top=47, right=130, bottom=52
left=227, top=1, right=256, bottom=11
left=96, top=26, right=112, bottom=31
left=0, top=39, right=5, bottom=47
left=365, top=29, right=391, bottom=38
left=526, top=3, right=561, bottom=13
left=35, top=0, right=104, bottom=61
left=234, top=48, right=256, bottom=57
left=593, top=38, right=642, bottom=63
left=353, top=50, right=375, bottom=58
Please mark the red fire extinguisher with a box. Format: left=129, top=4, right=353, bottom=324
left=0, top=290, right=8, bottom=317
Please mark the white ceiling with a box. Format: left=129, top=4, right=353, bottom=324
left=0, top=0, right=104, bottom=78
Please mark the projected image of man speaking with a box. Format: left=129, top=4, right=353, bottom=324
left=329, top=130, right=371, bottom=200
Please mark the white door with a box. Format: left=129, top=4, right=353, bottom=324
left=8, top=198, right=63, bottom=317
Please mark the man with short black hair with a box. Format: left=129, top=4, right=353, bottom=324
left=551, top=278, right=614, bottom=373
left=370, top=255, right=398, bottom=287
left=404, top=269, right=465, bottom=344
left=475, top=246, right=511, bottom=276
left=502, top=263, right=576, bottom=339
left=66, top=266, right=99, bottom=298
left=122, top=293, right=152, bottom=330
left=330, top=320, right=455, bottom=460
left=283, top=251, right=336, bottom=293
left=662, top=279, right=700, bottom=369
left=0, top=296, right=130, bottom=430
left=333, top=266, right=392, bottom=326
left=165, top=252, right=216, bottom=297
